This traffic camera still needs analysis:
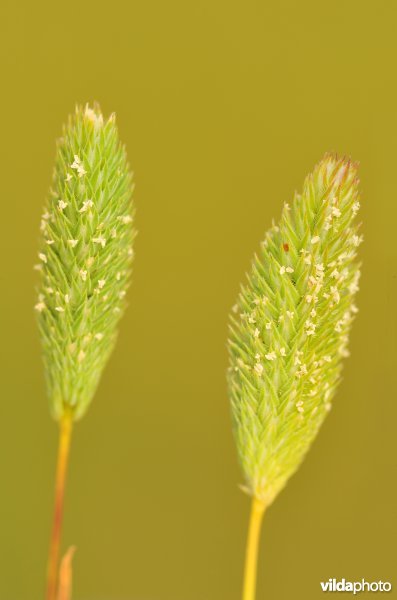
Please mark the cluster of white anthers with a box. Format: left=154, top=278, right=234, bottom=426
left=234, top=207, right=362, bottom=396
left=34, top=175, right=132, bottom=317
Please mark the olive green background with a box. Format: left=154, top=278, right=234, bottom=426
left=0, top=1, right=396, bottom=599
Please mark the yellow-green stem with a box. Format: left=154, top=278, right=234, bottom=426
left=242, top=497, right=266, bottom=600
left=46, top=411, right=73, bottom=600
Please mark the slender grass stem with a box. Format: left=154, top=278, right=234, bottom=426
left=46, top=411, right=73, bottom=600
left=242, top=497, right=266, bottom=600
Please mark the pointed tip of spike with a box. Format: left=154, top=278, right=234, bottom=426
left=321, top=152, right=359, bottom=173
left=73, top=102, right=117, bottom=128
left=82, top=102, right=104, bottom=127
left=314, top=153, right=360, bottom=193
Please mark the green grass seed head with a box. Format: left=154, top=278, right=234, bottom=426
left=35, top=104, right=135, bottom=422
left=228, top=154, right=362, bottom=507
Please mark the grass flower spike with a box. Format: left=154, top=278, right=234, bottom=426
left=227, top=154, right=362, bottom=600
left=35, top=104, right=135, bottom=600
left=36, top=104, right=135, bottom=422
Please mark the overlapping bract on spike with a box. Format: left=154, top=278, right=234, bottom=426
left=228, top=154, right=362, bottom=506
left=35, top=104, right=135, bottom=421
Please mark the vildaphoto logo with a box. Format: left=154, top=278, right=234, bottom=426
left=320, top=579, right=392, bottom=594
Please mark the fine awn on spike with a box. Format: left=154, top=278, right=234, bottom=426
left=227, top=155, right=362, bottom=600
left=35, top=104, right=135, bottom=600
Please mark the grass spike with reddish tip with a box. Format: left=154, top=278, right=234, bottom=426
left=228, top=154, right=362, bottom=600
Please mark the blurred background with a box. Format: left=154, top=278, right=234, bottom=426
left=0, top=1, right=396, bottom=598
